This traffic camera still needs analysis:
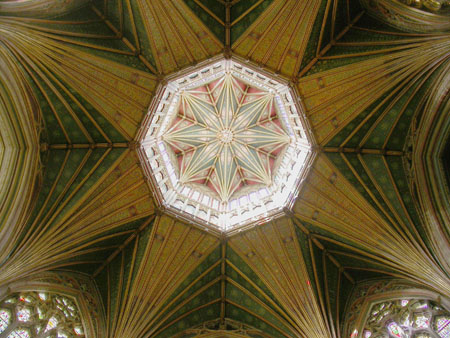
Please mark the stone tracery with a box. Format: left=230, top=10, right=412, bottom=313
left=359, top=298, right=450, bottom=338
left=0, top=292, right=85, bottom=338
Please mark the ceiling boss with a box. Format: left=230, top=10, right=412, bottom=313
left=138, top=57, right=315, bottom=233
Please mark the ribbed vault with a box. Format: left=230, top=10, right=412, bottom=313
left=0, top=0, right=449, bottom=337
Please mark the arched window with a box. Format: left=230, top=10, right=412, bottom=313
left=360, top=298, right=450, bottom=338
left=0, top=291, right=85, bottom=338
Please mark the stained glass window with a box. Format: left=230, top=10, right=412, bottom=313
left=414, top=313, right=430, bottom=328
left=0, top=310, right=10, bottom=334
left=387, top=322, right=403, bottom=337
left=16, top=308, right=31, bottom=322
left=7, top=328, right=30, bottom=338
left=435, top=316, right=450, bottom=338
left=45, top=316, right=58, bottom=332
left=359, top=298, right=450, bottom=338
left=0, top=291, right=86, bottom=337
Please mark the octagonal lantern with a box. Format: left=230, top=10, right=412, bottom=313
left=137, top=56, right=315, bottom=233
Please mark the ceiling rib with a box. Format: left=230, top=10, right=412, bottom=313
left=93, top=214, right=156, bottom=278
left=298, top=10, right=364, bottom=79
left=323, top=147, right=404, bottom=156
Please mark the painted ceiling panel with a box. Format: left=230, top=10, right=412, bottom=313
left=297, top=0, right=330, bottom=73
left=294, top=153, right=450, bottom=295
left=325, top=151, right=434, bottom=253
left=0, top=18, right=157, bottom=142
left=230, top=0, right=274, bottom=45
left=226, top=247, right=284, bottom=313
left=229, top=218, right=332, bottom=338
left=0, top=149, right=155, bottom=286
left=126, top=0, right=223, bottom=75
left=301, top=17, right=449, bottom=78
left=297, top=33, right=450, bottom=145
left=232, top=0, right=323, bottom=78
left=325, top=37, right=449, bottom=153
left=99, top=214, right=220, bottom=338
left=154, top=284, right=221, bottom=338
left=150, top=247, right=222, bottom=337
left=225, top=247, right=296, bottom=338
left=0, top=0, right=90, bottom=18
left=225, top=303, right=287, bottom=338
left=0, top=43, right=41, bottom=268
left=184, top=0, right=225, bottom=41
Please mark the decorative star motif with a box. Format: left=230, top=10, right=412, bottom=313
left=163, top=74, right=290, bottom=202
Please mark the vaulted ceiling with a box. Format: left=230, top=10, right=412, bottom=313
left=0, top=0, right=449, bottom=337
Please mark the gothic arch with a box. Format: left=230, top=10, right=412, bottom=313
left=344, top=279, right=450, bottom=338
left=0, top=271, right=105, bottom=338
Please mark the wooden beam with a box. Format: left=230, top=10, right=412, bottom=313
left=322, top=147, right=404, bottom=156
left=220, top=238, right=227, bottom=326
left=42, top=142, right=129, bottom=150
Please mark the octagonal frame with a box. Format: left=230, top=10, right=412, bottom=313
left=136, top=54, right=317, bottom=236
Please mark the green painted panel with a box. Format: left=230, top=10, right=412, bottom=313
left=385, top=156, right=430, bottom=249
left=364, top=79, right=421, bottom=149
left=338, top=276, right=354, bottom=325
left=107, top=245, right=125, bottom=329
left=225, top=263, right=283, bottom=312
left=386, top=63, right=444, bottom=150
left=106, top=0, right=121, bottom=34
left=51, top=148, right=126, bottom=226
left=27, top=71, right=86, bottom=144
left=293, top=225, right=321, bottom=301
left=162, top=283, right=221, bottom=327
left=129, top=219, right=154, bottom=286
left=159, top=263, right=221, bottom=321
left=356, top=13, right=411, bottom=33
left=95, top=267, right=109, bottom=313
left=325, top=255, right=339, bottom=324
left=163, top=245, right=221, bottom=306
left=361, top=154, right=415, bottom=230
left=39, top=149, right=89, bottom=218
left=60, top=35, right=132, bottom=52
left=310, top=238, right=325, bottom=305
left=325, top=152, right=398, bottom=228
left=25, top=150, right=66, bottom=224
left=184, top=0, right=225, bottom=41
left=299, top=0, right=329, bottom=71
left=333, top=0, right=349, bottom=38
left=128, top=0, right=157, bottom=71
left=155, top=302, right=220, bottom=338
left=327, top=92, right=393, bottom=148
left=62, top=83, right=128, bottom=143
left=56, top=249, right=113, bottom=275
left=29, top=19, right=112, bottom=36
left=303, top=17, right=416, bottom=77
left=226, top=246, right=281, bottom=307
left=226, top=303, right=285, bottom=338
left=230, top=0, right=273, bottom=45
left=121, top=0, right=138, bottom=48
left=226, top=283, right=294, bottom=336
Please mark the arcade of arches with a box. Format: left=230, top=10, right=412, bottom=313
left=0, top=0, right=449, bottom=337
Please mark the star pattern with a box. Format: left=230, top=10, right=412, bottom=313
left=163, top=74, right=290, bottom=203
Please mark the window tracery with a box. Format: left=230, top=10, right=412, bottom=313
left=0, top=291, right=85, bottom=338
left=360, top=298, right=450, bottom=338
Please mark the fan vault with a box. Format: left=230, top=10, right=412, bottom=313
left=0, top=0, right=449, bottom=338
